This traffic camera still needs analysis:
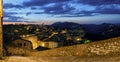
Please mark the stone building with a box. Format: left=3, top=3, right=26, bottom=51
left=13, top=34, right=59, bottom=50
left=20, top=34, right=40, bottom=49
left=13, top=39, right=32, bottom=50
left=39, top=41, right=59, bottom=48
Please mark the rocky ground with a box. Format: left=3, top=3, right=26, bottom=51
left=1, top=56, right=120, bottom=62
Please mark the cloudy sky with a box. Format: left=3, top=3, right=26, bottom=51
left=3, top=0, right=120, bottom=24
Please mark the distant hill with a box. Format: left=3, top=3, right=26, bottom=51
left=51, top=22, right=81, bottom=29
left=51, top=22, right=120, bottom=41
left=82, top=23, right=120, bottom=40
left=51, top=22, right=116, bottom=34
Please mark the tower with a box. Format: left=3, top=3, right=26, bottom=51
left=0, top=0, right=3, bottom=58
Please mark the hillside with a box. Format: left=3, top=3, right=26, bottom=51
left=4, top=37, right=120, bottom=62
left=51, top=22, right=81, bottom=29
left=6, top=36, right=120, bottom=57
left=30, top=37, right=120, bottom=57
left=51, top=22, right=120, bottom=41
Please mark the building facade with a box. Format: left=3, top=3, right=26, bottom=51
left=20, top=34, right=40, bottom=49
left=13, top=39, right=32, bottom=50
left=40, top=41, right=58, bottom=48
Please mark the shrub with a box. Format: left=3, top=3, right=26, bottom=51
left=82, top=39, right=91, bottom=44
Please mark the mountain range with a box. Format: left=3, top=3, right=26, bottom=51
left=51, top=22, right=120, bottom=41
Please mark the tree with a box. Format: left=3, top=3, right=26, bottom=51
left=82, top=39, right=91, bottom=44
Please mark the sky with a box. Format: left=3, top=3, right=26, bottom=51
left=3, top=0, right=120, bottom=24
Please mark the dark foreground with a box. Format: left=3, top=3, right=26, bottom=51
left=1, top=56, right=120, bottom=62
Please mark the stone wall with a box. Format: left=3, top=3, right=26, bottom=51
left=87, top=37, right=120, bottom=56
left=31, top=37, right=120, bottom=57
left=31, top=44, right=88, bottom=57
left=21, top=35, right=40, bottom=49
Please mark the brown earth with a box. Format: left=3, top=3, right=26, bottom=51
left=1, top=56, right=120, bottom=62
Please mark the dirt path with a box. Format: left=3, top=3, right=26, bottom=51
left=2, top=56, right=37, bottom=62
left=1, top=56, right=120, bottom=62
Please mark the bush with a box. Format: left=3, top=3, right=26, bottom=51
left=82, top=39, right=91, bottom=44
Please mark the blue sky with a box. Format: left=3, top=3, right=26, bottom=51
left=3, top=0, right=120, bottom=24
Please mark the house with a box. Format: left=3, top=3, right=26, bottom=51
left=20, top=34, right=40, bottom=49
left=39, top=41, right=59, bottom=48
left=13, top=39, right=33, bottom=50
left=13, top=34, right=59, bottom=50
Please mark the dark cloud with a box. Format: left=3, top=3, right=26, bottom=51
left=4, top=0, right=120, bottom=18
left=95, top=6, right=120, bottom=14
left=96, top=9, right=120, bottom=14
left=4, top=12, right=18, bottom=15
left=23, top=0, right=70, bottom=7
left=26, top=12, right=32, bottom=16
left=42, top=3, right=75, bottom=14
left=34, top=12, right=44, bottom=14
left=26, top=3, right=75, bottom=16
left=31, top=7, right=37, bottom=10
left=23, top=0, right=120, bottom=17
left=82, top=5, right=120, bottom=14
left=3, top=12, right=26, bottom=22
left=4, top=3, right=23, bottom=9
left=77, top=0, right=120, bottom=6
left=58, top=4, right=120, bottom=17
left=59, top=14, right=93, bottom=17
left=27, top=4, right=120, bottom=17
left=26, top=12, right=45, bottom=16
